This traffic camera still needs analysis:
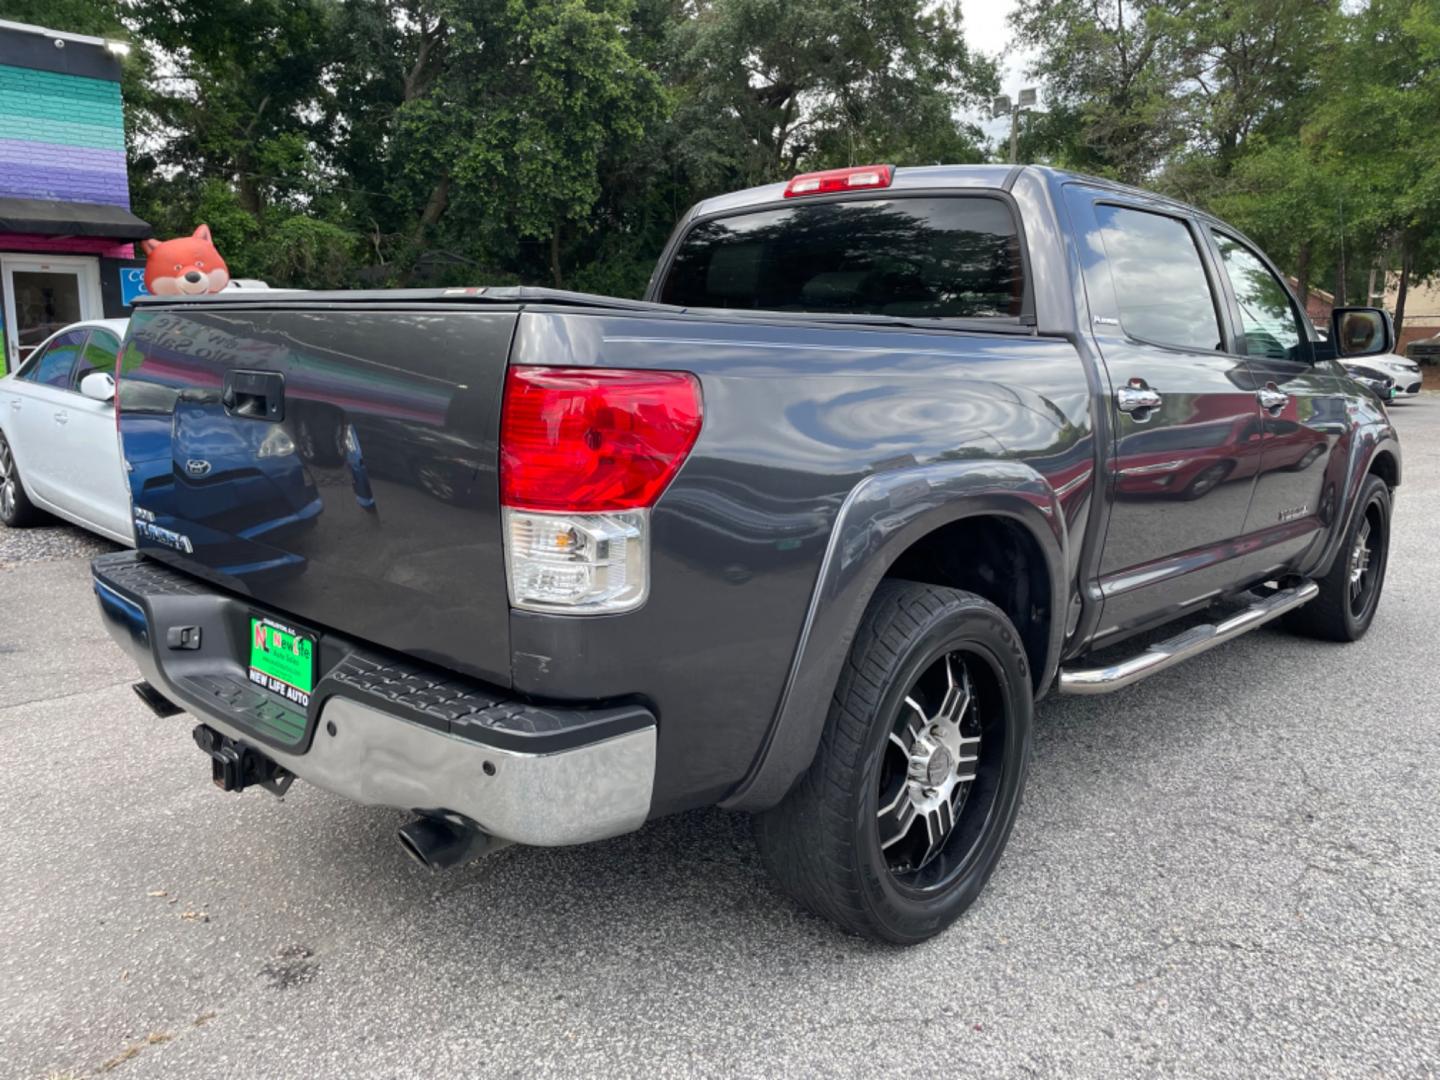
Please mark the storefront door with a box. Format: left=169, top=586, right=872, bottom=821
left=1, top=255, right=102, bottom=374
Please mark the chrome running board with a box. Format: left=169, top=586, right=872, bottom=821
left=1058, top=581, right=1319, bottom=696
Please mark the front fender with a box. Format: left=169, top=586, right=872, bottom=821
left=721, top=459, right=1069, bottom=812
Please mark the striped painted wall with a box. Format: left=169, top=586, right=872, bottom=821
left=0, top=63, right=129, bottom=207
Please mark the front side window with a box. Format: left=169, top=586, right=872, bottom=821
left=660, top=197, right=1025, bottom=319
left=1212, top=232, right=1305, bottom=361
left=1094, top=204, right=1222, bottom=353
left=73, top=330, right=119, bottom=389
left=25, top=330, right=89, bottom=390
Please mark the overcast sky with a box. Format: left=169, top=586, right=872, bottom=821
left=958, top=0, right=1040, bottom=146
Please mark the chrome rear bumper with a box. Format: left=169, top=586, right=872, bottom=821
left=193, top=695, right=655, bottom=846
left=92, top=551, right=656, bottom=847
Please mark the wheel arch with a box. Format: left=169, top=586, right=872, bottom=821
left=721, top=459, right=1068, bottom=813
left=1369, top=446, right=1400, bottom=489
left=1306, top=431, right=1401, bottom=581
left=884, top=515, right=1053, bottom=695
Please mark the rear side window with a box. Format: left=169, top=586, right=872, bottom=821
left=659, top=197, right=1024, bottom=319
left=25, top=330, right=88, bottom=389
left=73, top=330, right=120, bottom=389
left=1095, top=205, right=1221, bottom=353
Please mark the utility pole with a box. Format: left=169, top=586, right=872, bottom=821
left=993, top=89, right=1038, bottom=165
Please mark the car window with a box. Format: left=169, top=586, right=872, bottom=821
left=1094, top=204, right=1222, bottom=353
left=73, top=330, right=120, bottom=390
left=659, top=196, right=1025, bottom=319
left=1211, top=232, right=1305, bottom=361
left=24, top=330, right=89, bottom=390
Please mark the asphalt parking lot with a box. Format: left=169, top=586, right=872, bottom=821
left=3, top=401, right=1438, bottom=1080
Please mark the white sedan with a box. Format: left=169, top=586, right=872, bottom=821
left=0, top=318, right=133, bottom=544
left=1364, top=353, right=1423, bottom=398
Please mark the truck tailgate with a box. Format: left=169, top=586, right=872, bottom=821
left=119, top=301, right=518, bottom=685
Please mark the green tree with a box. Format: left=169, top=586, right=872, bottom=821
left=129, top=0, right=335, bottom=215
left=324, top=0, right=665, bottom=288
left=1011, top=0, right=1189, bottom=182
left=1308, top=0, right=1440, bottom=334
left=671, top=0, right=996, bottom=193
left=117, top=0, right=366, bottom=288
left=1012, top=0, right=1331, bottom=185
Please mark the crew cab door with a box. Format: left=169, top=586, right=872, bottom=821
left=1204, top=228, right=1349, bottom=554
left=1066, top=189, right=1266, bottom=642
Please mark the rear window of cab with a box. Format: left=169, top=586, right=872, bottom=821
left=659, top=196, right=1025, bottom=320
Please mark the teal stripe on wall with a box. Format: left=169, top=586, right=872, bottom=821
left=0, top=113, right=124, bottom=150
left=0, top=65, right=124, bottom=100
left=0, top=64, right=124, bottom=149
left=0, top=88, right=123, bottom=126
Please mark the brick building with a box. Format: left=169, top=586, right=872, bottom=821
left=1382, top=273, right=1440, bottom=358
left=1284, top=276, right=1334, bottom=332
left=0, top=18, right=150, bottom=374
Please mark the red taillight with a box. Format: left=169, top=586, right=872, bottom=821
left=500, top=366, right=702, bottom=512
left=783, top=164, right=893, bottom=198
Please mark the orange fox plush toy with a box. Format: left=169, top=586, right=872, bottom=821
left=141, top=224, right=230, bottom=296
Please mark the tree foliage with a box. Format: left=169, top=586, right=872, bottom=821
left=29, top=0, right=991, bottom=293
left=25, top=0, right=1440, bottom=325
left=1013, top=0, right=1440, bottom=335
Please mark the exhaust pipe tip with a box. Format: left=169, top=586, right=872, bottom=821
left=395, top=821, right=433, bottom=868
left=397, top=815, right=504, bottom=871
left=134, top=680, right=184, bottom=719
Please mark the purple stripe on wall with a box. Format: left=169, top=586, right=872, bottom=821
left=0, top=138, right=127, bottom=170
left=0, top=162, right=130, bottom=206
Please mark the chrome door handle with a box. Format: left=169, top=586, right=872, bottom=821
left=53, top=411, right=68, bottom=425
left=1257, top=385, right=1288, bottom=413
left=1116, top=385, right=1163, bottom=413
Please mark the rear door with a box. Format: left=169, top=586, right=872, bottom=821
left=11, top=329, right=88, bottom=504
left=1204, top=228, right=1348, bottom=552
left=1066, top=188, right=1265, bottom=641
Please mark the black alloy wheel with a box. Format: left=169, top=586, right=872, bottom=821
left=756, top=581, right=1033, bottom=943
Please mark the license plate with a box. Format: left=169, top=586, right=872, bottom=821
left=248, top=616, right=316, bottom=707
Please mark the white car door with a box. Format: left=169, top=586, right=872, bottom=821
left=7, top=329, right=88, bottom=506
left=63, top=329, right=132, bottom=539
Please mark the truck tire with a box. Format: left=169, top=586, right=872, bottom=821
left=1285, top=473, right=1391, bottom=642
left=755, top=580, right=1033, bottom=944
left=0, top=430, right=47, bottom=528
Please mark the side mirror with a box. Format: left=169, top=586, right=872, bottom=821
left=79, top=371, right=116, bottom=402
left=1330, top=307, right=1394, bottom=359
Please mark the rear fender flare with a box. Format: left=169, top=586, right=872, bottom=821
left=721, top=459, right=1068, bottom=812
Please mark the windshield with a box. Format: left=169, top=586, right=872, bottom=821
left=659, top=196, right=1024, bottom=320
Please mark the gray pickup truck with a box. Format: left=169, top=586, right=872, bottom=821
left=91, top=164, right=1400, bottom=943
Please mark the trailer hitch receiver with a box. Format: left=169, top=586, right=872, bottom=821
left=192, top=724, right=294, bottom=796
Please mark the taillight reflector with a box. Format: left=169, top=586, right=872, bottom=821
left=783, top=164, right=894, bottom=198
left=500, top=366, right=702, bottom=512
